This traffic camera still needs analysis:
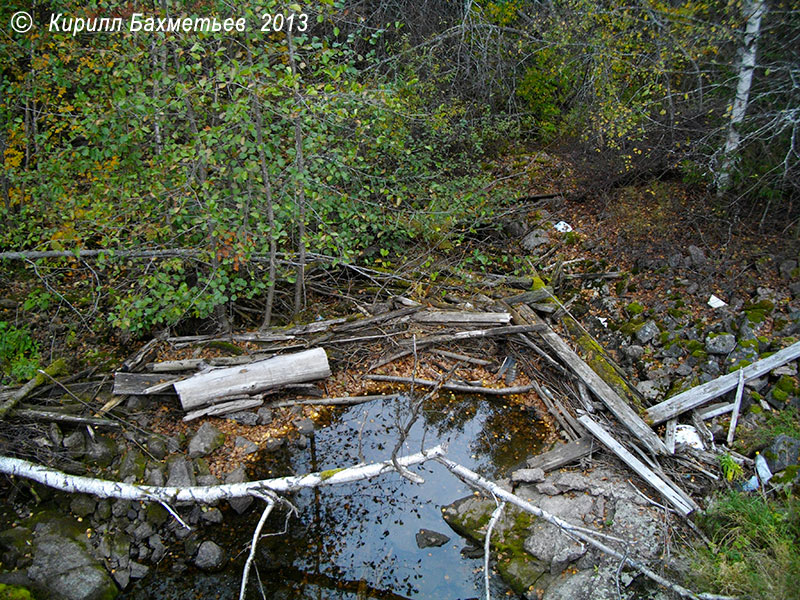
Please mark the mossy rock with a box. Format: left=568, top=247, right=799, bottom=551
left=619, top=317, right=645, bottom=338
left=443, top=495, right=548, bottom=595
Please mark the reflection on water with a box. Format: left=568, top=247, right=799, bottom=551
left=121, top=394, right=549, bottom=599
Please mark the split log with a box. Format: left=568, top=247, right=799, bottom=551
left=511, top=305, right=667, bottom=455
left=577, top=415, right=697, bottom=516
left=524, top=436, right=595, bottom=472
left=412, top=311, right=511, bottom=325
left=174, top=348, right=331, bottom=411
left=364, top=375, right=535, bottom=396
left=645, top=340, right=800, bottom=425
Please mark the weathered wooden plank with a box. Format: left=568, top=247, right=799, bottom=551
left=500, top=289, right=553, bottom=305
left=696, top=402, right=735, bottom=420
left=645, top=340, right=800, bottom=424
left=412, top=311, right=512, bottom=325
left=12, top=409, right=121, bottom=428
left=334, top=306, right=420, bottom=333
left=512, top=306, right=668, bottom=455
left=174, top=348, right=331, bottom=411
left=727, top=369, right=745, bottom=445
left=432, top=350, right=493, bottom=366
left=664, top=418, right=678, bottom=454
left=577, top=415, right=696, bottom=516
left=403, top=324, right=544, bottom=347
left=183, top=398, right=265, bottom=422
left=113, top=373, right=178, bottom=395
left=148, top=353, right=277, bottom=373
left=120, top=338, right=160, bottom=373
left=525, top=436, right=595, bottom=472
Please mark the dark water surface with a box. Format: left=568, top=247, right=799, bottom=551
left=121, top=394, right=549, bottom=599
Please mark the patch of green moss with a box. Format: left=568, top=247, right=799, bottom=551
left=619, top=317, right=645, bottom=338
left=728, top=360, right=753, bottom=373
left=744, top=299, right=775, bottom=324
left=0, top=584, right=34, bottom=600
left=776, top=375, right=796, bottom=393
left=691, top=349, right=708, bottom=362
left=202, top=340, right=244, bottom=354
left=319, top=468, right=345, bottom=481
left=668, top=307, right=687, bottom=319
left=684, top=339, right=704, bottom=353
left=627, top=301, right=645, bottom=316
left=772, top=388, right=789, bottom=403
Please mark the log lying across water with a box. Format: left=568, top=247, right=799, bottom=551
left=174, top=348, right=331, bottom=411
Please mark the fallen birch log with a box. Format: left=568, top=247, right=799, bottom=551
left=174, top=348, right=331, bottom=411
left=435, top=456, right=733, bottom=600
left=364, top=375, right=536, bottom=396
left=645, top=340, right=800, bottom=425
left=0, top=445, right=445, bottom=504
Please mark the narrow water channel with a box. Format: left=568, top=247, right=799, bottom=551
left=121, top=394, right=550, bottom=599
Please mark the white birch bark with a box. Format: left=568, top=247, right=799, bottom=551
left=717, top=0, right=767, bottom=192
left=0, top=445, right=445, bottom=504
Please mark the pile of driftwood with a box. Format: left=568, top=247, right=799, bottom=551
left=110, top=298, right=548, bottom=421
left=6, top=281, right=799, bottom=519
left=108, top=285, right=798, bottom=518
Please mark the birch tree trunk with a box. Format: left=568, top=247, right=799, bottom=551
left=717, top=0, right=767, bottom=193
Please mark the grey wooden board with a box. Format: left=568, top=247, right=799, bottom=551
left=412, top=311, right=511, bottom=325
left=578, top=415, right=696, bottom=516
left=696, top=402, right=735, bottom=420
left=113, top=373, right=178, bottom=395
left=526, top=436, right=595, bottom=472
left=645, top=340, right=800, bottom=424
left=501, top=289, right=553, bottom=305
left=518, top=307, right=668, bottom=455
left=664, top=418, right=678, bottom=454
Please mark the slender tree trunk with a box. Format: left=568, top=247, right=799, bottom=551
left=717, top=0, right=766, bottom=193
left=150, top=38, right=164, bottom=155
left=287, top=34, right=306, bottom=317
left=247, top=49, right=278, bottom=329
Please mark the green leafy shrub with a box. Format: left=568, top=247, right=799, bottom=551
left=0, top=322, right=40, bottom=383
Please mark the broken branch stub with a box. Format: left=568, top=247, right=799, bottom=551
left=173, top=348, right=331, bottom=411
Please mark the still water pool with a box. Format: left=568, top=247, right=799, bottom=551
left=121, top=394, right=550, bottom=599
